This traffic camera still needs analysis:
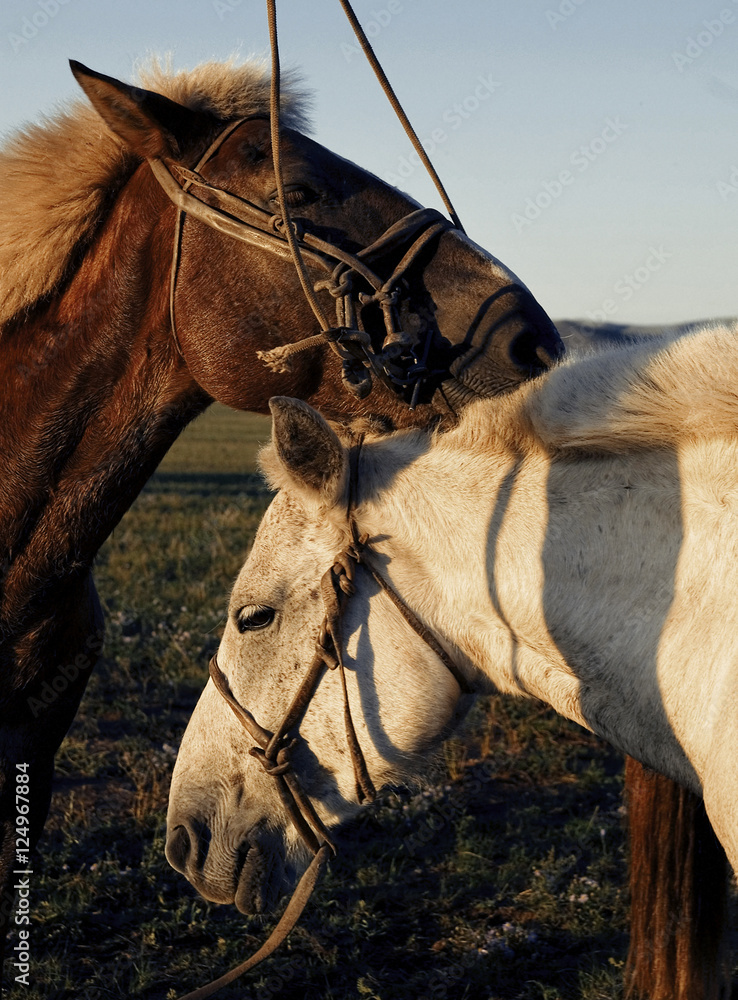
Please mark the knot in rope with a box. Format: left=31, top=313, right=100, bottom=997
left=331, top=560, right=356, bottom=597
left=360, top=285, right=399, bottom=309
left=331, top=533, right=368, bottom=597
left=268, top=214, right=305, bottom=242
left=316, top=626, right=339, bottom=670
left=249, top=738, right=297, bottom=776
left=256, top=333, right=328, bottom=373
left=381, top=337, right=415, bottom=361
left=324, top=327, right=371, bottom=354
left=315, top=267, right=353, bottom=299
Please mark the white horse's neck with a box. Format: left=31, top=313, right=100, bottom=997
left=359, top=326, right=738, bottom=796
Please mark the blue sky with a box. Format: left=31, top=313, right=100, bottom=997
left=1, top=0, right=735, bottom=324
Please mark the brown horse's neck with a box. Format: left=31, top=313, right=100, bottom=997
left=0, top=173, right=209, bottom=687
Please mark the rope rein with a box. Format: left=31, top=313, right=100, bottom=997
left=336, top=0, right=464, bottom=232
left=163, top=117, right=257, bottom=357
left=266, top=0, right=332, bottom=333
left=260, top=0, right=464, bottom=384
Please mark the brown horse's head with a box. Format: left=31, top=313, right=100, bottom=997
left=71, top=62, right=563, bottom=430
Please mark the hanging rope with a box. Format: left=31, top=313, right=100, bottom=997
left=258, top=0, right=465, bottom=398
left=336, top=0, right=465, bottom=233
left=171, top=11, right=473, bottom=990
left=266, top=0, right=332, bottom=332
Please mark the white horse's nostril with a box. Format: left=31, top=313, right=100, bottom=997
left=165, top=824, right=192, bottom=874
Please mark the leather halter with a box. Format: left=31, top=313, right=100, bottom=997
left=176, top=439, right=470, bottom=999
left=148, top=120, right=455, bottom=407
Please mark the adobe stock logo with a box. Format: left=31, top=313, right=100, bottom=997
left=545, top=0, right=590, bottom=30
left=384, top=74, right=502, bottom=187
left=717, top=164, right=738, bottom=200
left=511, top=117, right=628, bottom=234
left=212, top=0, right=243, bottom=20
left=340, top=1, right=405, bottom=62
left=8, top=0, right=72, bottom=54
left=671, top=5, right=738, bottom=71
left=586, top=246, right=673, bottom=322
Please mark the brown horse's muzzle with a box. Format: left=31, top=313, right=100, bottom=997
left=408, top=228, right=564, bottom=405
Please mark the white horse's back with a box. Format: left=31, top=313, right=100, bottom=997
left=530, top=320, right=738, bottom=452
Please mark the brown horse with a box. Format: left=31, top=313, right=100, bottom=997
left=0, top=57, right=562, bottom=983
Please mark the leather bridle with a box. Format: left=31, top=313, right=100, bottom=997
left=147, top=0, right=465, bottom=410
left=176, top=438, right=470, bottom=1000
left=148, top=121, right=457, bottom=408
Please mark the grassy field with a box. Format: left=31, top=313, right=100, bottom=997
left=5, top=403, right=658, bottom=999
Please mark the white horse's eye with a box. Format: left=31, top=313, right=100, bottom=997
left=235, top=605, right=275, bottom=633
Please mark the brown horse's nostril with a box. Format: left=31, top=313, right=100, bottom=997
left=508, top=328, right=551, bottom=375
left=508, top=316, right=565, bottom=376
left=165, top=824, right=192, bottom=874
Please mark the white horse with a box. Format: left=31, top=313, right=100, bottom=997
left=167, top=320, right=738, bottom=923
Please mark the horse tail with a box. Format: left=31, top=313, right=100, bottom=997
left=624, top=755, right=731, bottom=1000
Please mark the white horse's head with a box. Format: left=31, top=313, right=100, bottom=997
left=166, top=399, right=468, bottom=914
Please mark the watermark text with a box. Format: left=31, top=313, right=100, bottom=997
left=14, top=764, right=33, bottom=986
left=512, top=117, right=627, bottom=234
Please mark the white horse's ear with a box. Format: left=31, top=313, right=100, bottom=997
left=69, top=60, right=211, bottom=160
left=266, top=397, right=346, bottom=502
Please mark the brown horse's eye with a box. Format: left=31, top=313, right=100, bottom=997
left=236, top=605, right=275, bottom=632
left=270, top=186, right=316, bottom=211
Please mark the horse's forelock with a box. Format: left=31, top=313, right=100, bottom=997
left=135, top=56, right=311, bottom=133
left=0, top=57, right=311, bottom=329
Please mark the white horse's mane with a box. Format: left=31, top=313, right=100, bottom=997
left=428, top=320, right=738, bottom=460
left=0, top=57, right=311, bottom=326
left=260, top=321, right=738, bottom=509
left=525, top=320, right=738, bottom=452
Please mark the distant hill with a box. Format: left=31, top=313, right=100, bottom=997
left=554, top=318, right=737, bottom=354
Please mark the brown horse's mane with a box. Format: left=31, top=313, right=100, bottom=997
left=0, top=56, right=311, bottom=327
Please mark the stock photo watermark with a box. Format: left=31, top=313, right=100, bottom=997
left=384, top=74, right=501, bottom=186
left=717, top=164, right=738, bottom=200
left=586, top=245, right=673, bottom=322
left=511, top=117, right=627, bottom=234
left=341, top=0, right=404, bottom=61
left=8, top=0, right=72, bottom=54
left=545, top=0, right=591, bottom=31
left=26, top=630, right=104, bottom=719
left=671, top=4, right=737, bottom=70
left=13, top=764, right=33, bottom=987
left=211, top=0, right=243, bottom=20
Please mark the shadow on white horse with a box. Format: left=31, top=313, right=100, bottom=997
left=167, top=319, right=738, bottom=922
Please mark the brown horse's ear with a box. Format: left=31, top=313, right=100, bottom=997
left=69, top=60, right=207, bottom=160
left=266, top=398, right=347, bottom=503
